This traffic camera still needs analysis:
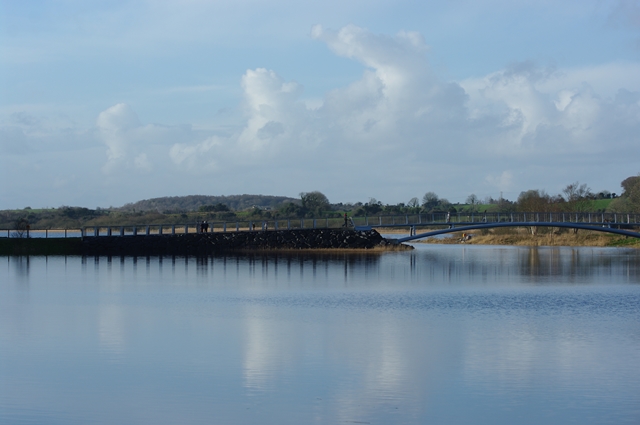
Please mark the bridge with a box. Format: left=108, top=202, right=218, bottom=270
left=349, top=212, right=640, bottom=242
left=4, top=211, right=639, bottom=241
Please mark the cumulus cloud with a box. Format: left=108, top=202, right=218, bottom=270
left=97, top=103, right=200, bottom=174
left=159, top=24, right=640, bottom=201
left=4, top=24, right=640, bottom=209
left=170, top=26, right=473, bottom=175
left=97, top=103, right=143, bottom=173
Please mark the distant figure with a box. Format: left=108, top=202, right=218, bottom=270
left=203, top=221, right=209, bottom=233
left=459, top=233, right=473, bottom=243
left=446, top=212, right=451, bottom=223
left=343, top=213, right=349, bottom=227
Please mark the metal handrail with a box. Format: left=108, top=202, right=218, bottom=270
left=3, top=212, right=638, bottom=238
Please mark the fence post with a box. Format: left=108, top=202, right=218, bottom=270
left=159, top=226, right=163, bottom=235
left=184, top=225, right=188, bottom=234
left=171, top=225, right=175, bottom=235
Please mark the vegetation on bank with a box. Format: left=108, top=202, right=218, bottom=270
left=2, top=175, right=640, bottom=233
left=417, top=227, right=640, bottom=248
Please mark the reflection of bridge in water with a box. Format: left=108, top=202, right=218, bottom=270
left=350, top=212, right=640, bottom=243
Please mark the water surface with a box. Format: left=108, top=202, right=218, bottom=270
left=1, top=245, right=639, bottom=424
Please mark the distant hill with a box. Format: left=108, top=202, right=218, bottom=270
left=115, top=194, right=299, bottom=213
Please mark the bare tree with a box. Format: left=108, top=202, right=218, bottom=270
left=466, top=194, right=479, bottom=212
left=562, top=181, right=592, bottom=212
left=12, top=217, right=30, bottom=238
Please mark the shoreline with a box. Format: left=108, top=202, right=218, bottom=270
left=411, top=229, right=640, bottom=248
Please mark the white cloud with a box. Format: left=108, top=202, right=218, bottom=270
left=3, top=23, right=640, bottom=208
left=97, top=103, right=142, bottom=172
left=161, top=25, right=640, bottom=201
left=97, top=103, right=201, bottom=174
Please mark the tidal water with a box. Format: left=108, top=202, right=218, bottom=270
left=1, top=245, right=639, bottom=425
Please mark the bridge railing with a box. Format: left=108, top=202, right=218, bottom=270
left=351, top=212, right=640, bottom=227
left=3, top=212, right=639, bottom=238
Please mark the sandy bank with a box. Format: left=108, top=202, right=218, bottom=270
left=414, top=228, right=640, bottom=248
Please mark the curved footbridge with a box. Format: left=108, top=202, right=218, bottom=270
left=350, top=212, right=640, bottom=243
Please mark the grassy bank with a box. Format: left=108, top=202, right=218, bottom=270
left=416, top=228, right=640, bottom=248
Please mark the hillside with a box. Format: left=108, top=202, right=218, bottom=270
left=116, top=194, right=299, bottom=213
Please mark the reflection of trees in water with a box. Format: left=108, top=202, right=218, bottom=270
left=516, top=247, right=640, bottom=282
left=205, top=249, right=640, bottom=285
left=10, top=256, right=30, bottom=284
left=381, top=247, right=640, bottom=285
left=77, top=247, right=640, bottom=287
left=225, top=252, right=384, bottom=287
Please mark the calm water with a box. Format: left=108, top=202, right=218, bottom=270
left=1, top=245, right=639, bottom=425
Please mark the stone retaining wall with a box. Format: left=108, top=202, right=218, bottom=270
left=81, top=229, right=404, bottom=255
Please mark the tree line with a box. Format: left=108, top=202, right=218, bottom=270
left=2, top=175, right=640, bottom=230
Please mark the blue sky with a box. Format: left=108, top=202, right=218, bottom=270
left=1, top=0, right=640, bottom=209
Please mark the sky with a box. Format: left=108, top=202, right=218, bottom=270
left=1, top=0, right=640, bottom=210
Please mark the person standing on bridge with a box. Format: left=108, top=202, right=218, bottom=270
left=446, top=212, right=451, bottom=223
